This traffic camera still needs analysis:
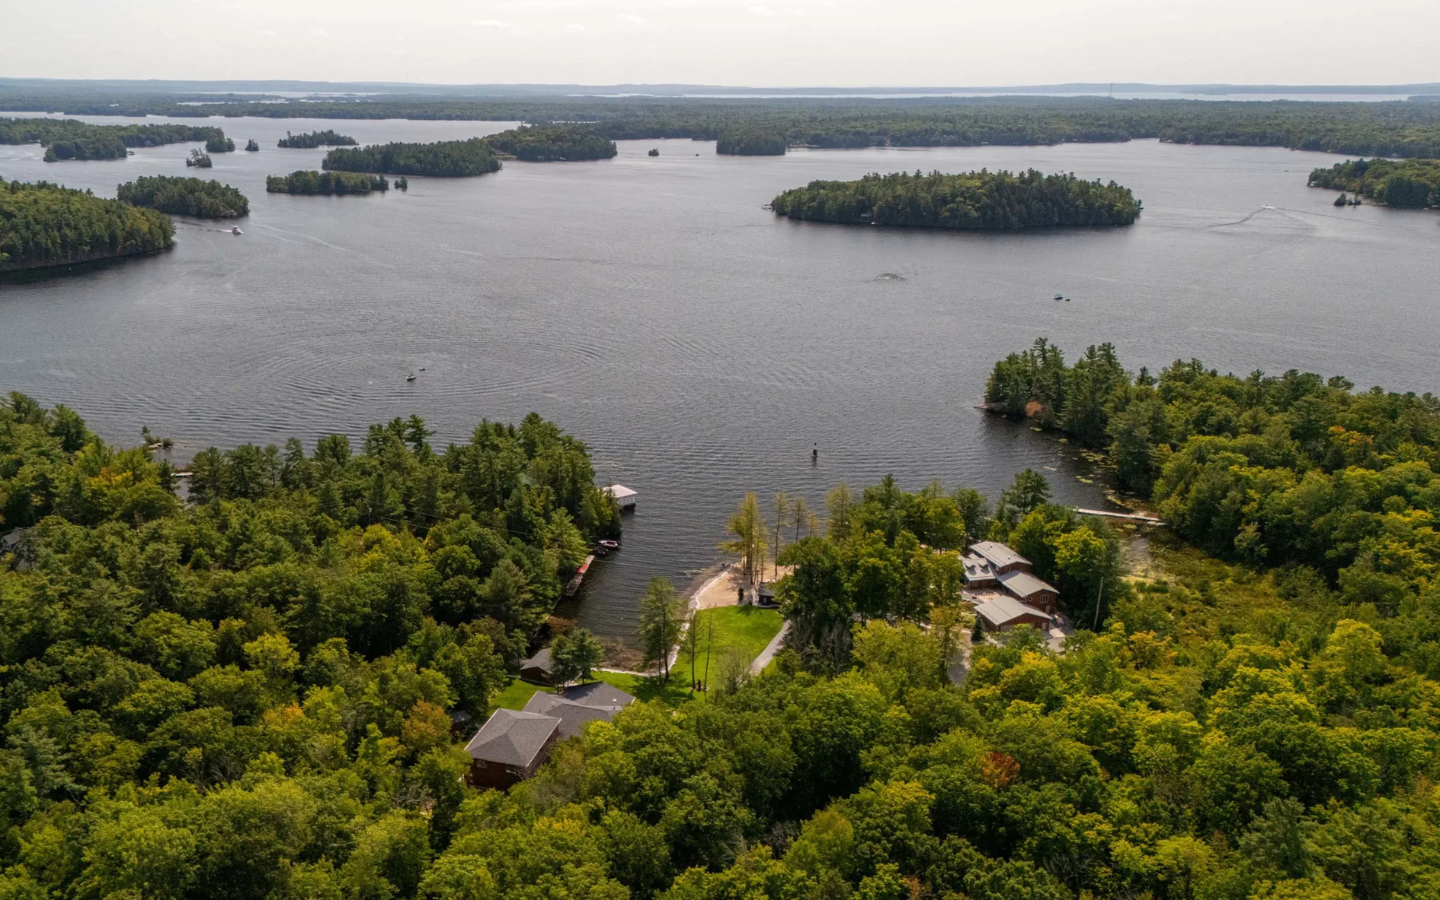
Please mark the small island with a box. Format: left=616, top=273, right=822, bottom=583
left=716, top=128, right=788, bottom=156
left=266, top=170, right=390, bottom=195
left=205, top=136, right=235, bottom=153
left=483, top=124, right=617, bottom=161
left=1309, top=158, right=1440, bottom=209
left=1, top=177, right=173, bottom=273
left=117, top=176, right=249, bottom=219
left=185, top=149, right=213, bottom=169
left=771, top=169, right=1142, bottom=230
left=277, top=130, right=359, bottom=149
left=321, top=138, right=501, bottom=177
left=244, top=139, right=260, bottom=152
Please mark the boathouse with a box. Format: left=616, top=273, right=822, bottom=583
left=604, top=484, right=638, bottom=511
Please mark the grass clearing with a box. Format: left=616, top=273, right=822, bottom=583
left=673, top=605, right=783, bottom=691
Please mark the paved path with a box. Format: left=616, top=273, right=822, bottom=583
left=749, top=621, right=791, bottom=674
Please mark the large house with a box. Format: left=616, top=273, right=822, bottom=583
left=464, top=682, right=635, bottom=789
left=963, top=540, right=1060, bottom=631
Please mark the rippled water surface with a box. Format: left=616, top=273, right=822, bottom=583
left=3, top=114, right=1439, bottom=641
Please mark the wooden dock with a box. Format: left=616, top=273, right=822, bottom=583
left=1075, top=508, right=1164, bottom=525
left=564, top=554, right=596, bottom=598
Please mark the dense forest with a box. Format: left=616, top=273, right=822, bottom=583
left=0, top=178, right=174, bottom=272
left=0, top=118, right=227, bottom=162
left=277, top=130, right=359, bottom=148
left=265, top=170, right=390, bottom=195
left=772, top=170, right=1141, bottom=230
left=5, top=396, right=1440, bottom=900
left=205, top=136, right=235, bottom=154
left=7, top=93, right=1440, bottom=157
left=322, top=139, right=501, bottom=177
left=483, top=124, right=617, bottom=161
left=116, top=176, right=249, bottom=219
left=715, top=127, right=788, bottom=155
left=1309, top=158, right=1440, bottom=209
left=986, top=338, right=1440, bottom=610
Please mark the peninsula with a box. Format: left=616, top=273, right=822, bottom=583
left=0, top=177, right=173, bottom=272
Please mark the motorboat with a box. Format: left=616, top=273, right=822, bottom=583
left=231, top=227, right=243, bottom=235
left=406, top=373, right=417, bottom=382
left=597, top=540, right=620, bottom=551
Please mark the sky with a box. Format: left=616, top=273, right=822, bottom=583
left=8, top=0, right=1440, bottom=87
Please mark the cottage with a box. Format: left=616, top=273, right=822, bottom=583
left=974, top=595, right=1054, bottom=633
left=465, top=683, right=636, bottom=788
left=463, top=709, right=561, bottom=789
left=519, top=647, right=554, bottom=684
left=996, top=570, right=1059, bottom=616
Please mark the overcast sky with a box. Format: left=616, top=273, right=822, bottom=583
left=9, top=0, right=1439, bottom=87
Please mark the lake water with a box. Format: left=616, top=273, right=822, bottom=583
left=3, top=114, right=1439, bottom=643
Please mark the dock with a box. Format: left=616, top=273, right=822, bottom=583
left=1074, top=508, right=1164, bottom=525
left=564, top=554, right=596, bottom=598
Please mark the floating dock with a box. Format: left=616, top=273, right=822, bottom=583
left=564, top=554, right=596, bottom=598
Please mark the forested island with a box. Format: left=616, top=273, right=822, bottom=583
left=483, top=124, right=617, bottom=161
left=244, top=138, right=259, bottom=152
left=185, top=149, right=212, bottom=169
left=0, top=177, right=173, bottom=272
left=205, top=135, right=235, bottom=153
left=277, top=129, right=358, bottom=148
left=9, top=90, right=1440, bottom=157
left=6, top=382, right=1440, bottom=900
left=1309, top=158, right=1440, bottom=208
left=321, top=138, right=501, bottom=177
left=716, top=127, right=788, bottom=155
left=772, top=170, right=1141, bottom=230
left=116, top=175, right=249, bottom=218
left=0, top=117, right=228, bottom=161
left=266, top=170, right=390, bottom=194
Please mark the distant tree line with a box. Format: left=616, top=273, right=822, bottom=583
left=0, top=177, right=173, bottom=272
left=10, top=94, right=1440, bottom=157
left=277, top=129, right=358, bottom=148
left=0, top=118, right=229, bottom=161
left=772, top=169, right=1141, bottom=230
left=1309, top=158, right=1440, bottom=208
left=321, top=139, right=501, bottom=177
left=116, top=175, right=249, bottom=218
left=266, top=170, right=390, bottom=195
left=482, top=124, right=616, bottom=161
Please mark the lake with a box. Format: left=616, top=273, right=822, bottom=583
left=2, top=114, right=1439, bottom=643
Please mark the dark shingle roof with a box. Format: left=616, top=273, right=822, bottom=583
left=519, top=647, right=553, bottom=674
left=464, top=709, right=558, bottom=768
left=560, top=682, right=635, bottom=710
left=522, top=694, right=616, bottom=738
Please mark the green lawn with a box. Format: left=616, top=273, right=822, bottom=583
left=490, top=606, right=782, bottom=712
left=491, top=679, right=553, bottom=711
left=673, top=605, right=783, bottom=691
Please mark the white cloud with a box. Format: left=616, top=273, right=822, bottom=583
left=620, top=13, right=648, bottom=24
left=746, top=4, right=777, bottom=16
left=566, top=22, right=586, bottom=30
left=470, top=19, right=510, bottom=28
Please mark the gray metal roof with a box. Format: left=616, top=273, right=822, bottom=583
left=464, top=709, right=558, bottom=768
left=975, top=595, right=1053, bottom=627
left=969, top=541, right=1030, bottom=570
left=560, top=681, right=635, bottom=710
left=998, top=569, right=1057, bottom=599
